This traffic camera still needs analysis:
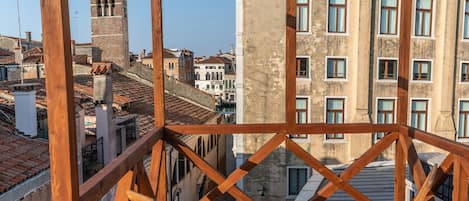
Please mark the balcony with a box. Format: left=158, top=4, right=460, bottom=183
left=38, top=0, right=469, bottom=201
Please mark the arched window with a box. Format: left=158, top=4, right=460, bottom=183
left=220, top=73, right=223, bottom=80
left=216, top=72, right=219, bottom=80
left=211, top=72, right=215, bottom=80
left=202, top=140, right=206, bottom=157
left=110, top=0, right=115, bottom=16
left=205, top=72, right=210, bottom=80
left=97, top=0, right=103, bottom=17
left=197, top=137, right=202, bottom=156
left=103, top=0, right=109, bottom=16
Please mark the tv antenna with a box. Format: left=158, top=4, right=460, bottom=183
left=16, top=0, right=24, bottom=84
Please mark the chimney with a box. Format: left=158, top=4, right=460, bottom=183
left=11, top=83, right=40, bottom=137
left=25, top=32, right=32, bottom=49
left=140, top=49, right=146, bottom=60
left=92, top=63, right=116, bottom=165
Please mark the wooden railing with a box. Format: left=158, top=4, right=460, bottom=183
left=38, top=0, right=469, bottom=201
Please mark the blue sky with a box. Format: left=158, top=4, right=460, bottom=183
left=0, top=0, right=235, bottom=56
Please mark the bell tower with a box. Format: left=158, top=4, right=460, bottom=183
left=90, top=0, right=129, bottom=69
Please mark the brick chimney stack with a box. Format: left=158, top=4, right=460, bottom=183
left=25, top=31, right=32, bottom=49
left=92, top=62, right=116, bottom=165
left=11, top=83, right=40, bottom=137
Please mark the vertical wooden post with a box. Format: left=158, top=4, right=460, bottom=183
left=395, top=0, right=413, bottom=200
left=40, top=0, right=79, bottom=200
left=286, top=0, right=297, bottom=131
left=150, top=0, right=167, bottom=200
left=452, top=156, right=468, bottom=201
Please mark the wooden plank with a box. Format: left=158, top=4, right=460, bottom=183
left=166, top=123, right=399, bottom=135
left=40, top=0, right=79, bottom=200
left=413, top=154, right=454, bottom=201
left=135, top=161, right=154, bottom=198
left=285, top=139, right=370, bottom=201
left=115, top=170, right=135, bottom=201
left=201, top=133, right=286, bottom=200
left=151, top=0, right=165, bottom=127
left=311, top=132, right=398, bottom=200
left=398, top=133, right=427, bottom=190
left=285, top=0, right=296, bottom=131
left=394, top=137, right=406, bottom=201
left=164, top=134, right=252, bottom=201
left=403, top=125, right=469, bottom=160
left=80, top=128, right=163, bottom=201
left=127, top=190, right=155, bottom=201
left=148, top=139, right=167, bottom=200
left=396, top=0, right=412, bottom=125
left=413, top=165, right=438, bottom=201
left=452, top=156, right=468, bottom=201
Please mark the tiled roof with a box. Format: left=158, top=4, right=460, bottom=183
left=195, top=56, right=231, bottom=64
left=144, top=49, right=178, bottom=59
left=74, top=73, right=218, bottom=134
left=0, top=130, right=49, bottom=194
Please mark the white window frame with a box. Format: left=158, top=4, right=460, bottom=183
left=324, top=96, right=347, bottom=143
left=374, top=97, right=397, bottom=142
left=324, top=56, right=348, bottom=82
left=462, top=0, right=469, bottom=42
left=286, top=166, right=311, bottom=198
left=291, top=96, right=311, bottom=142
left=412, top=0, right=436, bottom=39
left=377, top=0, right=401, bottom=37
left=410, top=59, right=433, bottom=83
left=325, top=0, right=350, bottom=36
left=409, top=98, right=431, bottom=133
left=296, top=0, right=313, bottom=35
left=297, top=56, right=312, bottom=81
left=376, top=57, right=399, bottom=82
left=457, top=99, right=469, bottom=142
left=459, top=61, right=469, bottom=84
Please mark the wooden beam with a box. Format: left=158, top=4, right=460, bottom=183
left=166, top=123, right=398, bottom=135
left=286, top=0, right=296, bottom=132
left=127, top=190, right=155, bottom=201
left=148, top=139, right=167, bottom=200
left=135, top=161, right=155, bottom=198
left=396, top=0, right=412, bottom=125
left=394, top=137, right=406, bottom=201
left=151, top=0, right=165, bottom=127
left=40, top=0, right=79, bottom=200
left=164, top=134, right=252, bottom=201
left=311, top=132, right=398, bottom=200
left=403, top=125, right=469, bottom=160
left=286, top=139, right=370, bottom=201
left=413, top=154, right=454, bottom=201
left=115, top=170, right=136, bottom=201
left=201, top=133, right=286, bottom=200
left=80, top=128, right=163, bottom=201
left=452, top=156, right=468, bottom=201
left=398, top=133, right=427, bottom=190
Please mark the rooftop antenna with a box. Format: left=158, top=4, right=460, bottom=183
left=16, top=0, right=24, bottom=84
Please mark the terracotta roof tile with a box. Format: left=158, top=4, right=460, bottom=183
left=195, top=56, right=231, bottom=64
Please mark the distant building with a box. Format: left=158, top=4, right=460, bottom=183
left=90, top=0, right=130, bottom=70
left=195, top=56, right=234, bottom=103
left=141, top=48, right=195, bottom=85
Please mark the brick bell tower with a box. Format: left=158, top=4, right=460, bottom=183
left=91, top=0, right=130, bottom=70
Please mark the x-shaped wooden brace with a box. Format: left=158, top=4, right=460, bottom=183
left=164, top=132, right=253, bottom=201
left=311, top=132, right=399, bottom=200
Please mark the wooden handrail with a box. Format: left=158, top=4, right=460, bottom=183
left=402, top=125, right=469, bottom=160
left=79, top=128, right=163, bottom=201
left=166, top=123, right=399, bottom=135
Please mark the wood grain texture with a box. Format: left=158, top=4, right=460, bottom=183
left=286, top=139, right=370, bottom=201
left=151, top=0, right=165, bottom=127
left=127, top=190, right=155, bottom=201
left=201, top=133, right=286, bottom=200
left=166, top=123, right=398, bottom=135
left=452, top=156, right=468, bottom=201
left=115, top=170, right=135, bottom=201
left=398, top=133, right=427, bottom=190
left=312, top=132, right=398, bottom=200
left=286, top=0, right=296, bottom=132
left=164, top=133, right=252, bottom=201
left=40, top=0, right=79, bottom=200
left=80, top=128, right=163, bottom=201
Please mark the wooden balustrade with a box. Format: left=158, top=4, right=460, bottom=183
left=39, top=0, right=469, bottom=200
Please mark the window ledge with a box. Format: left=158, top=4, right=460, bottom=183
left=323, top=139, right=347, bottom=144
left=326, top=32, right=349, bottom=36
left=412, top=36, right=435, bottom=40
left=377, top=34, right=399, bottom=38
left=325, top=79, right=348, bottom=82
left=410, top=80, right=433, bottom=84
left=456, top=138, right=469, bottom=143
left=376, top=79, right=398, bottom=83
